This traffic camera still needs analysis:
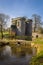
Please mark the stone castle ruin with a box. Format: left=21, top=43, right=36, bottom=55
left=11, top=17, right=32, bottom=40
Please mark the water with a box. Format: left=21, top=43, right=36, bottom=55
left=0, top=45, right=32, bottom=65
left=0, top=55, right=32, bottom=65
left=1, top=45, right=12, bottom=57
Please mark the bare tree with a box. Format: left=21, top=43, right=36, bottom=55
left=0, top=13, right=9, bottom=39
left=32, top=14, right=41, bottom=32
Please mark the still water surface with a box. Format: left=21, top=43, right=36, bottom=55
left=0, top=45, right=32, bottom=65
left=0, top=55, right=32, bottom=65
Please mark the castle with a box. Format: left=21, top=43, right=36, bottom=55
left=11, top=17, right=32, bottom=40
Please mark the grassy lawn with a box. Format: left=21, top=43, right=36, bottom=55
left=30, top=52, right=43, bottom=65
left=32, top=38, right=43, bottom=44
left=30, top=38, right=43, bottom=65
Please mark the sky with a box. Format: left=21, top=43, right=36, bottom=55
left=0, top=0, right=43, bottom=27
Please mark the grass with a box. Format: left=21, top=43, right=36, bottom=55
left=30, top=38, right=43, bottom=65
left=30, top=52, right=43, bottom=65
left=33, top=38, right=43, bottom=44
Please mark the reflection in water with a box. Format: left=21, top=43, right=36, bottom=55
left=1, top=45, right=12, bottom=58
left=0, top=45, right=32, bottom=65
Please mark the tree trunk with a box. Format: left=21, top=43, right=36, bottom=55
left=1, top=25, right=3, bottom=39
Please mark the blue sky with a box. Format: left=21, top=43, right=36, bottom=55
left=0, top=0, right=43, bottom=26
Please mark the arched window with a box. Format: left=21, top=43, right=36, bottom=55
left=17, top=21, right=19, bottom=26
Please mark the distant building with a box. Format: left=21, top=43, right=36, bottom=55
left=11, top=17, right=32, bottom=40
